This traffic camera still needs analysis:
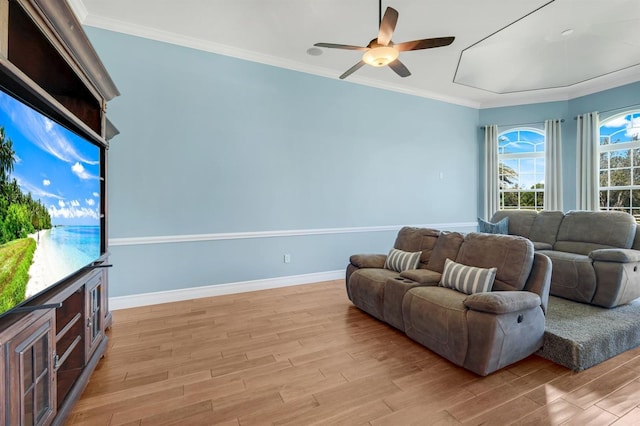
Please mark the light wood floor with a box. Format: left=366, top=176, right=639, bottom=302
left=67, top=280, right=640, bottom=425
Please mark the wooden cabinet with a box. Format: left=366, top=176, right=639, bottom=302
left=1, top=310, right=56, bottom=425
left=0, top=0, right=118, bottom=424
left=1, top=268, right=111, bottom=425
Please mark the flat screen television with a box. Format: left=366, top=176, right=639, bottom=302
left=0, top=86, right=104, bottom=317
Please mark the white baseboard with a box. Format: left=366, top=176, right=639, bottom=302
left=108, top=270, right=344, bottom=310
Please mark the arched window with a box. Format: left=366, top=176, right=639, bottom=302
left=599, top=111, right=640, bottom=219
left=498, top=128, right=545, bottom=210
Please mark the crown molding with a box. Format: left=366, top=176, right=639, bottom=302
left=66, top=0, right=88, bottom=22
left=77, top=6, right=639, bottom=111
left=478, top=90, right=570, bottom=109
left=477, top=67, right=640, bottom=109
left=80, top=13, right=481, bottom=109
left=565, top=66, right=640, bottom=100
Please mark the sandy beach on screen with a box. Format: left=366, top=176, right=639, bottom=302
left=25, top=229, right=69, bottom=298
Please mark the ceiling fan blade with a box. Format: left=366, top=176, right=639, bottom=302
left=377, top=7, right=398, bottom=46
left=339, top=60, right=366, bottom=79
left=314, top=42, right=367, bottom=51
left=395, top=36, right=455, bottom=52
left=388, top=59, right=411, bottom=78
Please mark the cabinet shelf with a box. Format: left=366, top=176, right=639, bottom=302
left=56, top=312, right=81, bottom=344
left=54, top=335, right=81, bottom=372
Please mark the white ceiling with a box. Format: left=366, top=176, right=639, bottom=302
left=69, top=0, right=640, bottom=109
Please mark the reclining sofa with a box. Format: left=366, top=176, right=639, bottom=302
left=490, top=210, right=640, bottom=308
left=346, top=227, right=552, bottom=376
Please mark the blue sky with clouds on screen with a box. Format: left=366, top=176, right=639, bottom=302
left=0, top=91, right=100, bottom=226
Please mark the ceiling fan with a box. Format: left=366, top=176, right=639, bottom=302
left=314, top=1, right=455, bottom=79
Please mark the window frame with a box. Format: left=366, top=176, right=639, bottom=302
left=598, top=111, right=640, bottom=218
left=497, top=127, right=546, bottom=211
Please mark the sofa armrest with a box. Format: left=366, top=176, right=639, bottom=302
left=589, top=249, right=640, bottom=263
left=349, top=254, right=387, bottom=269
left=464, top=291, right=542, bottom=314
left=399, top=269, right=441, bottom=285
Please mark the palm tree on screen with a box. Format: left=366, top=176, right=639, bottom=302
left=0, top=127, right=15, bottom=184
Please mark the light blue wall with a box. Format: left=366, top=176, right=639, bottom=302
left=85, top=28, right=480, bottom=297
left=569, top=82, right=640, bottom=121
left=479, top=81, right=640, bottom=213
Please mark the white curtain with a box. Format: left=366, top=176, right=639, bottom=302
left=576, top=112, right=600, bottom=210
left=484, top=125, right=499, bottom=220
left=544, top=119, right=563, bottom=211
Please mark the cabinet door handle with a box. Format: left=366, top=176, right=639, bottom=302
left=87, top=319, right=93, bottom=328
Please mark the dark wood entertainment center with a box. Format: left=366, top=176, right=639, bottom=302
left=0, top=0, right=118, bottom=424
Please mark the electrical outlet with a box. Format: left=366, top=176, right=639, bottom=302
left=284, top=254, right=291, bottom=263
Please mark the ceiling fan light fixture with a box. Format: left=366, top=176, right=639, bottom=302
left=314, top=6, right=453, bottom=79
left=362, top=46, right=398, bottom=67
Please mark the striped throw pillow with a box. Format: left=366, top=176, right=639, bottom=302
left=440, top=258, right=497, bottom=294
left=384, top=248, right=421, bottom=273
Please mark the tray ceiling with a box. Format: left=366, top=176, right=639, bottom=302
left=71, top=0, right=640, bottom=108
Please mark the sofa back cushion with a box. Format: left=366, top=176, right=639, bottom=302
left=490, top=210, right=538, bottom=239
left=529, top=211, right=564, bottom=246
left=455, top=232, right=534, bottom=291
left=633, top=227, right=640, bottom=250
left=554, top=211, right=636, bottom=255
left=394, top=227, right=441, bottom=268
left=426, top=231, right=465, bottom=273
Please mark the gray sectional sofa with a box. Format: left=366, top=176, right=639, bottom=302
left=490, top=210, right=640, bottom=308
left=346, top=227, right=552, bottom=376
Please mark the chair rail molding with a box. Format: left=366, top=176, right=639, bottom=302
left=108, top=222, right=479, bottom=247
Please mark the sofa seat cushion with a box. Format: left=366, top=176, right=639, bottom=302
left=554, top=241, right=620, bottom=256
left=537, top=250, right=597, bottom=303
left=402, top=287, right=469, bottom=366
left=533, top=242, right=553, bottom=250
left=347, top=268, right=399, bottom=321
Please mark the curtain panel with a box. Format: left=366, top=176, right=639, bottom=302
left=576, top=112, right=600, bottom=211
left=484, top=125, right=499, bottom=219
left=544, top=119, right=563, bottom=211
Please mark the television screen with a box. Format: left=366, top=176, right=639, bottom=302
left=0, top=88, right=102, bottom=315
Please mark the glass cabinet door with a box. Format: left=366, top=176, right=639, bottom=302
left=4, top=310, right=56, bottom=425
left=85, top=272, right=104, bottom=362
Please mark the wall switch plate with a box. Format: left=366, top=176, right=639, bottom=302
left=284, top=254, right=291, bottom=263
